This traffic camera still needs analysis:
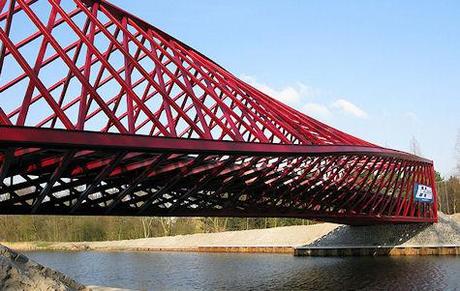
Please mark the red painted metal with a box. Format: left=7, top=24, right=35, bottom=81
left=0, top=0, right=437, bottom=224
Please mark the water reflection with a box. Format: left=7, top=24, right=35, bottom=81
left=26, top=251, right=459, bottom=290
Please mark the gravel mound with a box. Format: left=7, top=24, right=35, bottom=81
left=56, top=223, right=339, bottom=250
left=0, top=244, right=87, bottom=291
left=306, top=212, right=460, bottom=247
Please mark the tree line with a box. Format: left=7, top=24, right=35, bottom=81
left=0, top=216, right=314, bottom=242
left=437, top=176, right=460, bottom=214
left=434, top=129, right=460, bottom=214
left=414, top=131, right=460, bottom=215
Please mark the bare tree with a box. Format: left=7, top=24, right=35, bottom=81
left=205, top=217, right=228, bottom=232
left=409, top=136, right=422, bottom=156
left=159, top=217, right=173, bottom=236
left=141, top=217, right=155, bottom=238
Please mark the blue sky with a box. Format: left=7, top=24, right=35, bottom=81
left=109, top=0, right=459, bottom=176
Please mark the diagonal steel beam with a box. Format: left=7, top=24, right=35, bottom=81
left=31, top=151, right=75, bottom=213
left=70, top=152, right=126, bottom=213
left=104, top=154, right=168, bottom=214
left=167, top=157, right=236, bottom=212
left=135, top=156, right=205, bottom=215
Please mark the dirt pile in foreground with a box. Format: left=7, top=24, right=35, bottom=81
left=0, top=244, right=86, bottom=291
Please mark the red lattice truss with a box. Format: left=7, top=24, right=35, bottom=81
left=0, top=0, right=437, bottom=224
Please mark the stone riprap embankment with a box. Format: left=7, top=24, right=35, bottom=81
left=305, top=212, right=459, bottom=247
left=295, top=213, right=460, bottom=256
left=0, top=244, right=86, bottom=291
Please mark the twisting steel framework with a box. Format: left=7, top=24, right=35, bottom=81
left=0, top=0, right=437, bottom=224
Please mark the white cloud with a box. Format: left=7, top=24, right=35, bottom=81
left=332, top=99, right=368, bottom=119
left=240, top=75, right=315, bottom=105
left=302, top=102, right=332, bottom=121
left=240, top=75, right=369, bottom=121
left=296, top=82, right=322, bottom=98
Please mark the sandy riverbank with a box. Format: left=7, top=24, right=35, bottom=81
left=2, top=223, right=338, bottom=252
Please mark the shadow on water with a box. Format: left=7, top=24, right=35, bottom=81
left=280, top=256, right=453, bottom=291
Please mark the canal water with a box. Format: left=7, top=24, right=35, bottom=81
left=26, top=251, right=459, bottom=290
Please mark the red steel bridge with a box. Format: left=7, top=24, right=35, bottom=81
left=0, top=0, right=438, bottom=224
